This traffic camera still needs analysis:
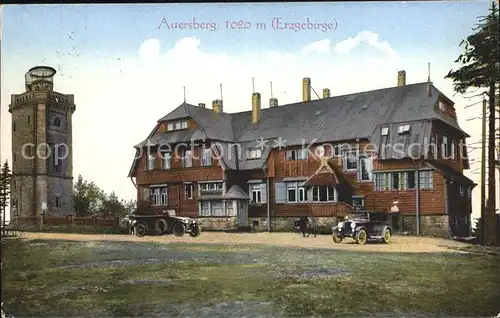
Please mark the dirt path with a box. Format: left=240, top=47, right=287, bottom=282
left=21, top=232, right=468, bottom=253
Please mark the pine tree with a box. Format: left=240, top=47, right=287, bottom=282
left=0, top=160, right=12, bottom=226
left=445, top=1, right=499, bottom=246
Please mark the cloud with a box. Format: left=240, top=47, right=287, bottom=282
left=335, top=31, right=397, bottom=59
left=301, top=39, right=331, bottom=54
left=138, top=38, right=161, bottom=60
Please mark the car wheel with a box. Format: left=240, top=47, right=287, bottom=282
left=332, top=234, right=343, bottom=243
left=382, top=228, right=391, bottom=244
left=189, top=224, right=201, bottom=237
left=135, top=223, right=147, bottom=237
left=172, top=222, right=186, bottom=237
left=154, top=218, right=167, bottom=236
left=355, top=228, right=367, bottom=245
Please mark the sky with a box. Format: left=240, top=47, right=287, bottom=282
left=0, top=1, right=498, bottom=222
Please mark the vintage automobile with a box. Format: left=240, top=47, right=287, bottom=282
left=331, top=211, right=391, bottom=245
left=129, top=213, right=201, bottom=238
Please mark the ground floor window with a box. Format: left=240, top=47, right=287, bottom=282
left=199, top=200, right=236, bottom=217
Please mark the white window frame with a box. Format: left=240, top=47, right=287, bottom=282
left=442, top=135, right=451, bottom=157
left=151, top=187, right=168, bottom=206
left=211, top=200, right=224, bottom=216
left=250, top=183, right=262, bottom=203
left=398, top=124, right=410, bottom=134
left=287, top=182, right=298, bottom=202
left=343, top=150, right=358, bottom=171
left=381, top=127, right=389, bottom=136
left=298, top=187, right=308, bottom=202
left=147, top=154, right=156, bottom=170
left=358, top=155, right=373, bottom=181
left=286, top=149, right=308, bottom=161
left=202, top=148, right=212, bottom=166
left=459, top=185, right=465, bottom=196
left=352, top=196, right=365, bottom=208
left=185, top=184, right=193, bottom=199
left=167, top=123, right=173, bottom=131
left=418, top=170, right=433, bottom=189
left=225, top=200, right=235, bottom=216
left=182, top=149, right=193, bottom=167
left=175, top=122, right=182, bottom=130
left=374, top=173, right=390, bottom=191
left=312, top=185, right=336, bottom=202
left=200, top=201, right=210, bottom=216
left=181, top=121, right=188, bottom=129
left=248, top=148, right=262, bottom=159
left=163, top=152, right=171, bottom=169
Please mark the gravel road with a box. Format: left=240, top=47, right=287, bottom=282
left=21, top=231, right=467, bottom=253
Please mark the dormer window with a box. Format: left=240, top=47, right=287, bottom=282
left=169, top=120, right=188, bottom=131
left=147, top=153, right=156, bottom=170
left=381, top=127, right=389, bottom=136
left=439, top=101, right=447, bottom=112
left=248, top=148, right=262, bottom=159
left=398, top=124, right=410, bottom=134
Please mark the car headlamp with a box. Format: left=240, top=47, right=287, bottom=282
left=338, top=221, right=344, bottom=228
left=350, top=222, right=356, bottom=229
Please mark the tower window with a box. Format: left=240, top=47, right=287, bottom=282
left=13, top=123, right=16, bottom=132
left=27, top=115, right=31, bottom=124
left=55, top=196, right=62, bottom=208
left=52, top=117, right=61, bottom=127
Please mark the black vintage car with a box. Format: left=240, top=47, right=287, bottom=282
left=129, top=213, right=201, bottom=238
left=332, top=211, right=391, bottom=245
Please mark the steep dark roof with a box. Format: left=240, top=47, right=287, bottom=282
left=224, top=185, right=250, bottom=200
left=425, top=160, right=475, bottom=185
left=129, top=82, right=470, bottom=176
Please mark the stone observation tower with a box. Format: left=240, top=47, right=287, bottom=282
left=8, top=66, right=75, bottom=219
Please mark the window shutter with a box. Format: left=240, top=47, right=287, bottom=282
left=275, top=182, right=286, bottom=203
left=261, top=183, right=267, bottom=204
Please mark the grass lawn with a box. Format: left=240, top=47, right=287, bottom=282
left=2, top=237, right=500, bottom=317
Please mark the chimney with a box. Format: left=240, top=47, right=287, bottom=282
left=302, top=77, right=311, bottom=102
left=397, top=70, right=406, bottom=86
left=269, top=98, right=278, bottom=108
left=322, top=88, right=330, bottom=99
left=198, top=103, right=206, bottom=108
left=426, top=82, right=432, bottom=97
left=252, top=92, right=261, bottom=123
left=212, top=99, right=223, bottom=113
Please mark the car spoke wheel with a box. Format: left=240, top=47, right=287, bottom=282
left=356, top=229, right=367, bottom=245
left=383, top=228, right=391, bottom=244
left=332, top=234, right=343, bottom=243
left=172, top=222, right=186, bottom=237
left=189, top=224, right=201, bottom=237
left=135, top=223, right=147, bottom=237
left=155, top=219, right=167, bottom=236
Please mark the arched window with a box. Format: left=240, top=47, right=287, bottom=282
left=53, top=117, right=61, bottom=127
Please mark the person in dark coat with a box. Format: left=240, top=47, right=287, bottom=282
left=298, top=216, right=314, bottom=237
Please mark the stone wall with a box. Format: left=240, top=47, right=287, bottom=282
left=402, top=215, right=450, bottom=237
left=198, top=215, right=451, bottom=238
left=198, top=217, right=238, bottom=230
